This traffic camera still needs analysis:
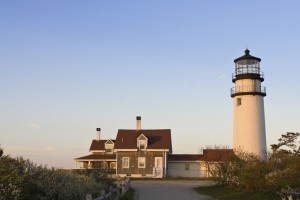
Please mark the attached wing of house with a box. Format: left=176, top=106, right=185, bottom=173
left=74, top=139, right=116, bottom=170
left=168, top=149, right=234, bottom=178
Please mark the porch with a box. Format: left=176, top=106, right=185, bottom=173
left=74, top=154, right=117, bottom=172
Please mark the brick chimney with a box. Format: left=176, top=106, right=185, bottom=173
left=96, top=128, right=101, bottom=141
left=136, top=116, right=141, bottom=130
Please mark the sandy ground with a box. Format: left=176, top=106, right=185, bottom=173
left=131, top=180, right=216, bottom=200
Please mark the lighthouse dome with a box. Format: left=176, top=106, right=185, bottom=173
left=234, top=49, right=261, bottom=63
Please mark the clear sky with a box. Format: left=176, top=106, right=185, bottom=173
left=1, top=1, right=300, bottom=168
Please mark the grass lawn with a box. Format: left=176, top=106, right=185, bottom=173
left=194, top=185, right=280, bottom=200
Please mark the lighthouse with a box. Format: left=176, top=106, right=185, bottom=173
left=231, top=49, right=267, bottom=158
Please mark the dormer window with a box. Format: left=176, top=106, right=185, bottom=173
left=105, top=140, right=114, bottom=154
left=137, top=134, right=148, bottom=150
left=139, top=140, right=146, bottom=150
left=106, top=148, right=113, bottom=153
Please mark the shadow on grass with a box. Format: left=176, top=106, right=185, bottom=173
left=130, top=177, right=217, bottom=181
left=194, top=185, right=280, bottom=200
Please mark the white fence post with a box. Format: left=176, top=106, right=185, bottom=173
left=100, top=189, right=105, bottom=198
left=86, top=194, right=92, bottom=200
left=122, top=178, right=125, bottom=195
left=92, top=177, right=130, bottom=200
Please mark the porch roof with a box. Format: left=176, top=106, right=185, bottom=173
left=74, top=154, right=116, bottom=161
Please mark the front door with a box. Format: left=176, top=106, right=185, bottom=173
left=155, top=157, right=163, bottom=168
left=153, top=157, right=163, bottom=178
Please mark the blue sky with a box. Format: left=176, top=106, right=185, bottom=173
left=1, top=1, right=300, bottom=168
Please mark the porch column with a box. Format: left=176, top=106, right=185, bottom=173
left=164, top=151, right=167, bottom=177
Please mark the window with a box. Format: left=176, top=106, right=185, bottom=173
left=137, top=134, right=148, bottom=150
left=122, top=157, right=129, bottom=168
left=110, top=162, right=116, bottom=169
left=105, top=141, right=114, bottom=154
left=138, top=157, right=146, bottom=168
left=139, top=140, right=146, bottom=150
left=185, top=163, right=190, bottom=171
left=106, top=148, right=113, bottom=153
left=237, top=98, right=242, bottom=106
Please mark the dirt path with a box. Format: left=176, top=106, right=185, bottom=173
left=131, top=180, right=216, bottom=200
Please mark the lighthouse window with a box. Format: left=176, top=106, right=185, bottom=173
left=237, top=98, right=242, bottom=106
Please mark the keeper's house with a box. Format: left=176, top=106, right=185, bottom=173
left=74, top=116, right=233, bottom=178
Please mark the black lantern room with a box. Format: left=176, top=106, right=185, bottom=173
left=231, top=49, right=266, bottom=97
left=232, top=49, right=264, bottom=83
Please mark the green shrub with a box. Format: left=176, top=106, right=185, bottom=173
left=210, top=132, right=300, bottom=196
left=0, top=149, right=109, bottom=200
left=120, top=187, right=135, bottom=200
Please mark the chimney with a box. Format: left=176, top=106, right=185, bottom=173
left=96, top=128, right=101, bottom=141
left=136, top=116, right=141, bottom=130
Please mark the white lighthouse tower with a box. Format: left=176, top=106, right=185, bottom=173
left=231, top=49, right=267, bottom=158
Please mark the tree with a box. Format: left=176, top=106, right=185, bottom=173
left=268, top=132, right=300, bottom=193
left=270, top=132, right=300, bottom=155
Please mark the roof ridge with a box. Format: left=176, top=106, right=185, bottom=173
left=118, top=129, right=171, bottom=131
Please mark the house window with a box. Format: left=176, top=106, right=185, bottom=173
left=110, top=162, right=116, bottom=169
left=237, top=98, right=242, bottom=106
left=139, top=140, right=147, bottom=150
left=105, top=142, right=114, bottom=153
left=106, top=148, right=113, bottom=153
left=122, top=157, right=129, bottom=168
left=138, top=157, right=146, bottom=168
left=185, top=163, right=190, bottom=171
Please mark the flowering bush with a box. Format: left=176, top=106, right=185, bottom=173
left=0, top=148, right=110, bottom=200
left=211, top=132, right=300, bottom=197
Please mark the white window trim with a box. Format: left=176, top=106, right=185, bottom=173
left=89, top=150, right=105, bottom=153
left=122, top=157, right=129, bottom=168
left=114, top=149, right=137, bottom=152
left=138, top=140, right=147, bottom=150
left=105, top=142, right=114, bottom=153
left=137, top=134, right=148, bottom=150
left=104, top=139, right=115, bottom=144
left=138, top=157, right=146, bottom=168
left=145, top=149, right=169, bottom=152
left=106, top=148, right=113, bottom=154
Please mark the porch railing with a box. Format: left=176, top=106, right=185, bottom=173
left=231, top=85, right=266, bottom=97
left=153, top=167, right=163, bottom=178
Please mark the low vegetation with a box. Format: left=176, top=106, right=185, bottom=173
left=195, top=184, right=279, bottom=200
left=119, top=187, right=135, bottom=200
left=0, top=147, right=114, bottom=200
left=203, top=132, right=300, bottom=199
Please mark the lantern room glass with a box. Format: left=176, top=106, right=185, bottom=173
left=235, top=60, right=260, bottom=75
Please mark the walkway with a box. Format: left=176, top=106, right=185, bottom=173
left=131, top=180, right=216, bottom=200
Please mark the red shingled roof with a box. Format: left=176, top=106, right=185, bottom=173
left=75, top=154, right=116, bottom=160
left=114, top=129, right=172, bottom=151
left=202, top=149, right=235, bottom=161
left=168, top=154, right=203, bottom=161
left=168, top=149, right=234, bottom=162
left=89, top=140, right=116, bottom=151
